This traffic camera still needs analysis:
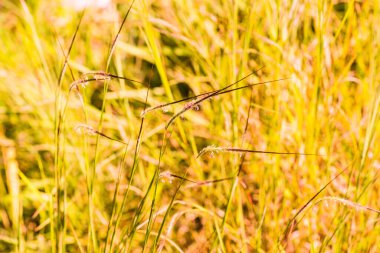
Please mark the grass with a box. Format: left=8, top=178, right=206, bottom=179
left=0, top=0, right=380, bottom=252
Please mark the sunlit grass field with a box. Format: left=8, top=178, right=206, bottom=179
left=1, top=0, right=380, bottom=252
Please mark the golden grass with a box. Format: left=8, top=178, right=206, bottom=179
left=0, top=0, right=380, bottom=252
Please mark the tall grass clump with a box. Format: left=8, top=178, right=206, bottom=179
left=0, top=0, right=379, bottom=252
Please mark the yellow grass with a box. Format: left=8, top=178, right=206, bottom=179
left=0, top=0, right=379, bottom=252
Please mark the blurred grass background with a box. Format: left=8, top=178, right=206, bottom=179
left=0, top=0, right=379, bottom=252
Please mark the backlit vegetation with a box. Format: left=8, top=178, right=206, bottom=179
left=0, top=0, right=380, bottom=252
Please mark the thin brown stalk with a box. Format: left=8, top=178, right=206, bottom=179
left=164, top=78, right=289, bottom=129
left=197, top=146, right=320, bottom=159
left=142, top=67, right=264, bottom=116
left=164, top=70, right=288, bottom=129
left=160, top=171, right=234, bottom=186
left=74, top=124, right=128, bottom=145
left=279, top=164, right=351, bottom=247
